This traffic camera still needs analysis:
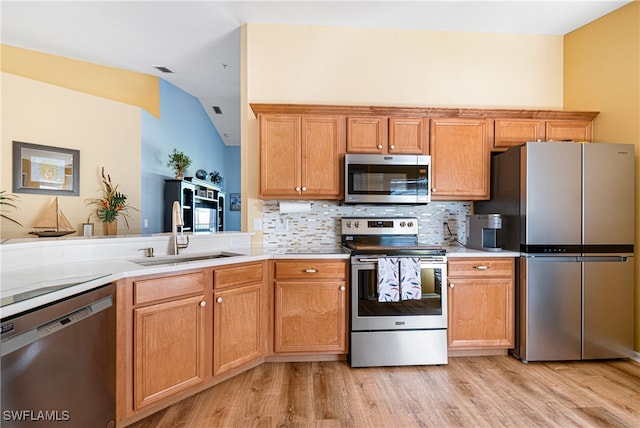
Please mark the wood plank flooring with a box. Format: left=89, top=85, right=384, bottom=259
left=128, top=356, right=640, bottom=428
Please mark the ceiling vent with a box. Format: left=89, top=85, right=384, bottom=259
left=154, top=66, right=173, bottom=73
left=212, top=106, right=223, bottom=114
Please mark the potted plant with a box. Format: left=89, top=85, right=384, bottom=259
left=0, top=190, right=22, bottom=226
left=86, top=167, right=137, bottom=235
left=167, top=148, right=192, bottom=179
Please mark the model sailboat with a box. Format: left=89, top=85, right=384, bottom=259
left=29, top=197, right=75, bottom=237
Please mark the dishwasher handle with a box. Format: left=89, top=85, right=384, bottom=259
left=1, top=295, right=113, bottom=357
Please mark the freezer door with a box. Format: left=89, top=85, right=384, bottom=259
left=522, top=256, right=582, bottom=361
left=583, top=143, right=635, bottom=247
left=523, top=143, right=582, bottom=246
left=582, top=256, right=634, bottom=359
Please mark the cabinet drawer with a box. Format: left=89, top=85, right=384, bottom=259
left=134, top=271, right=206, bottom=305
left=214, top=262, right=264, bottom=289
left=275, top=260, right=347, bottom=280
left=448, top=258, right=514, bottom=277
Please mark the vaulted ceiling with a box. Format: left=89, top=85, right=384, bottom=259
left=2, top=1, right=632, bottom=146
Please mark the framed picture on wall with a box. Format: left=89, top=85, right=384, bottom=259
left=12, top=141, right=80, bottom=196
left=230, top=193, right=241, bottom=211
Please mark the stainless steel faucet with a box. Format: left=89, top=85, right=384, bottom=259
left=169, top=201, right=189, bottom=255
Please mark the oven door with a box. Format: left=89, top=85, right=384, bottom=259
left=351, top=256, right=447, bottom=331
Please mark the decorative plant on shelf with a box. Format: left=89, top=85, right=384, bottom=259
left=167, top=148, right=192, bottom=179
left=209, top=171, right=223, bottom=185
left=86, top=167, right=137, bottom=229
left=0, top=190, right=23, bottom=226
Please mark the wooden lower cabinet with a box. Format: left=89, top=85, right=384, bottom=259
left=213, top=262, right=264, bottom=375
left=126, top=271, right=210, bottom=413
left=274, top=260, right=348, bottom=354
left=447, top=258, right=515, bottom=350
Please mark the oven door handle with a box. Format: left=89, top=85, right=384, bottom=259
left=355, top=258, right=381, bottom=263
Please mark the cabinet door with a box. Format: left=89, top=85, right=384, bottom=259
left=447, top=278, right=513, bottom=349
left=493, top=119, right=545, bottom=150
left=389, top=117, right=429, bottom=154
left=301, top=115, right=345, bottom=198
left=133, top=295, right=206, bottom=410
left=274, top=281, right=347, bottom=353
left=545, top=120, right=592, bottom=142
left=346, top=116, right=388, bottom=153
left=430, top=118, right=491, bottom=200
left=213, top=283, right=262, bottom=375
left=259, top=114, right=301, bottom=197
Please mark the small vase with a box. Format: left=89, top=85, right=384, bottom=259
left=104, top=221, right=117, bottom=236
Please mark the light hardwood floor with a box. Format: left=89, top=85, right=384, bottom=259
left=128, top=356, right=640, bottom=428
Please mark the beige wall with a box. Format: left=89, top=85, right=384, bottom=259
left=242, top=23, right=565, bottom=243
left=1, top=73, right=142, bottom=237
left=564, top=1, right=640, bottom=351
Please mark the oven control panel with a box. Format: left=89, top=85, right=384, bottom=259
left=341, top=217, right=419, bottom=235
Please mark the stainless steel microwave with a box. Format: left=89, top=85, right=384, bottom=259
left=344, top=154, right=431, bottom=204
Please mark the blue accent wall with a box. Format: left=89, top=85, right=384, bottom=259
left=141, top=79, right=239, bottom=233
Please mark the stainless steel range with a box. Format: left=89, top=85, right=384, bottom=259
left=342, top=217, right=447, bottom=367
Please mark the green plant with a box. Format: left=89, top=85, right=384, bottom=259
left=86, top=167, right=137, bottom=227
left=0, top=190, right=22, bottom=226
left=167, top=148, right=192, bottom=178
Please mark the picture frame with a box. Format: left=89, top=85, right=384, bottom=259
left=12, top=141, right=80, bottom=196
left=206, top=190, right=214, bottom=199
left=82, top=223, right=94, bottom=237
left=230, top=193, right=241, bottom=211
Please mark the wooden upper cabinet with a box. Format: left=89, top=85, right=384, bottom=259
left=346, top=116, right=388, bottom=153
left=347, top=116, right=428, bottom=154
left=545, top=120, right=592, bottom=142
left=494, top=119, right=593, bottom=151
left=494, top=119, right=545, bottom=150
left=389, top=117, right=429, bottom=154
left=430, top=118, right=491, bottom=200
left=259, top=114, right=300, bottom=198
left=258, top=113, right=345, bottom=199
left=301, top=115, right=345, bottom=198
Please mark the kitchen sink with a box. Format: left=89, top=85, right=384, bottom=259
left=130, top=252, right=242, bottom=267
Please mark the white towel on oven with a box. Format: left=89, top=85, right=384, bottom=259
left=377, top=257, right=399, bottom=302
left=400, top=257, right=422, bottom=300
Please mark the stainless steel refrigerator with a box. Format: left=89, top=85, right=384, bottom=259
left=477, top=142, right=635, bottom=362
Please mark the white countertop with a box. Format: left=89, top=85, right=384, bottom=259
left=0, top=235, right=515, bottom=318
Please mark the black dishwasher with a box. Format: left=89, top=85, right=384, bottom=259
left=1, top=283, right=115, bottom=428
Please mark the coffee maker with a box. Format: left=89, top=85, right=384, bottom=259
left=466, top=214, right=502, bottom=251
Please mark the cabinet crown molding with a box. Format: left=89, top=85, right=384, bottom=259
left=250, top=103, right=599, bottom=121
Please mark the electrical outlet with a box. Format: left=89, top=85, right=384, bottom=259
left=275, top=217, right=288, bottom=232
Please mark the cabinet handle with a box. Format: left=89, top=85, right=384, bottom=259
left=432, top=188, right=436, bottom=192
left=216, top=297, right=223, bottom=303
left=339, top=286, right=346, bottom=291
left=449, top=283, right=454, bottom=288
left=390, top=144, right=395, bottom=150
left=377, top=144, right=383, bottom=150
left=295, top=187, right=301, bottom=192
left=200, top=301, right=207, bottom=307
left=304, top=269, right=318, bottom=273
left=474, top=265, right=490, bottom=270
left=301, top=187, right=307, bottom=192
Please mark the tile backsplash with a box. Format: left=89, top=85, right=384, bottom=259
left=262, top=201, right=471, bottom=248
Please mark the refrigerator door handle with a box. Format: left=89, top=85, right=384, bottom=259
left=579, top=256, right=629, bottom=263
left=527, top=256, right=580, bottom=262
